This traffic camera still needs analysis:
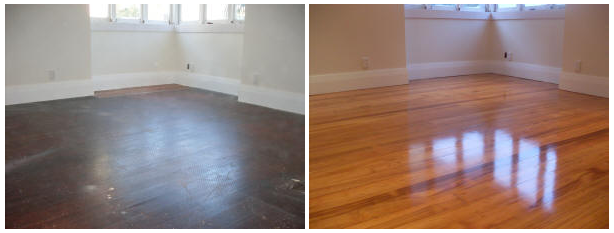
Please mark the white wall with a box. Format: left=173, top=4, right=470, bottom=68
left=176, top=33, right=244, bottom=80
left=405, top=19, right=491, bottom=64
left=491, top=19, right=565, bottom=67
left=241, top=4, right=305, bottom=94
left=91, top=31, right=180, bottom=75
left=6, top=4, right=91, bottom=86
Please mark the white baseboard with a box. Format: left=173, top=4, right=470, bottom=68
left=309, top=68, right=408, bottom=95
left=238, top=84, right=305, bottom=115
left=92, top=71, right=177, bottom=91
left=490, top=61, right=560, bottom=84
left=407, top=60, right=491, bottom=80
left=6, top=79, right=94, bottom=105
left=175, top=72, right=240, bottom=96
left=559, top=71, right=608, bottom=98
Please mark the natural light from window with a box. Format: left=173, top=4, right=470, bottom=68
left=206, top=4, right=229, bottom=21
left=181, top=4, right=200, bottom=22
left=148, top=4, right=170, bottom=22
left=116, top=4, right=140, bottom=19
left=234, top=4, right=246, bottom=21
left=89, top=4, right=108, bottom=18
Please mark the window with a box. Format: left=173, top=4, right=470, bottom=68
left=430, top=4, right=457, bottom=11
left=180, top=4, right=201, bottom=23
left=459, top=4, right=486, bottom=12
left=115, top=4, right=141, bottom=21
left=206, top=4, right=230, bottom=22
left=524, top=4, right=553, bottom=11
left=147, top=4, right=170, bottom=23
left=89, top=4, right=109, bottom=18
left=405, top=4, right=426, bottom=10
left=234, top=4, right=246, bottom=21
left=496, top=4, right=520, bottom=12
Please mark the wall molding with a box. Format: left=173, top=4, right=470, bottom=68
left=8, top=71, right=304, bottom=114
left=175, top=72, right=240, bottom=96
left=405, top=9, right=491, bottom=20
left=310, top=68, right=408, bottom=95
left=92, top=71, right=177, bottom=91
left=238, top=84, right=305, bottom=115
left=491, top=9, right=565, bottom=20
left=6, top=79, right=94, bottom=105
left=559, top=71, right=608, bottom=98
left=489, top=61, right=560, bottom=84
left=408, top=60, right=491, bottom=80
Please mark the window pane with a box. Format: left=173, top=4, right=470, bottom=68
left=497, top=4, right=519, bottom=11
left=181, top=4, right=200, bottom=22
left=405, top=4, right=425, bottom=10
left=148, top=4, right=170, bottom=21
left=431, top=4, right=456, bottom=11
left=524, top=4, right=551, bottom=10
left=206, top=4, right=229, bottom=21
left=459, top=4, right=485, bottom=12
left=89, top=4, right=108, bottom=18
left=234, top=4, right=245, bottom=21
left=116, top=4, right=140, bottom=19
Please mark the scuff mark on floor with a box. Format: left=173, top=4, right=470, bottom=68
left=5, top=148, right=59, bottom=174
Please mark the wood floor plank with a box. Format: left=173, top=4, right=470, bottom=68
left=309, top=74, right=608, bottom=229
left=5, top=87, right=305, bottom=229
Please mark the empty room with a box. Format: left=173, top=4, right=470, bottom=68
left=309, top=4, right=608, bottom=228
left=6, top=4, right=305, bottom=229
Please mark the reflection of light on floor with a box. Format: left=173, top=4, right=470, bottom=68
left=494, top=130, right=513, bottom=188
left=516, top=139, right=541, bottom=205
left=543, top=147, right=557, bottom=210
left=433, top=136, right=457, bottom=164
left=462, top=131, right=484, bottom=160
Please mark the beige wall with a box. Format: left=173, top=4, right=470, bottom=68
left=491, top=19, right=565, bottom=67
left=177, top=33, right=244, bottom=79
left=91, top=31, right=180, bottom=75
left=561, top=4, right=608, bottom=77
left=406, top=19, right=492, bottom=64
left=6, top=4, right=91, bottom=86
left=310, top=4, right=406, bottom=75
left=241, top=4, right=305, bottom=93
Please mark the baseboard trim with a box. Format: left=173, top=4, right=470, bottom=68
left=175, top=72, right=240, bottom=96
left=309, top=68, right=408, bottom=95
left=6, top=79, right=94, bottom=105
left=238, top=84, right=305, bottom=115
left=408, top=60, right=491, bottom=80
left=559, top=72, right=608, bottom=98
left=490, top=61, right=560, bottom=84
left=92, top=71, right=177, bottom=91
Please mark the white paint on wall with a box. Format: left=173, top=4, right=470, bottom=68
left=241, top=4, right=305, bottom=94
left=6, top=4, right=92, bottom=86
left=176, top=33, right=244, bottom=80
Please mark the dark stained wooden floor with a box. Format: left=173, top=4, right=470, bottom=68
left=6, top=87, right=305, bottom=229
left=309, top=74, right=608, bottom=228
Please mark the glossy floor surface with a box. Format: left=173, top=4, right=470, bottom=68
left=6, top=87, right=305, bottom=229
left=309, top=74, right=608, bottom=228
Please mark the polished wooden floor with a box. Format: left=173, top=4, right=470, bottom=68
left=309, top=74, right=608, bottom=229
left=6, top=87, right=305, bottom=229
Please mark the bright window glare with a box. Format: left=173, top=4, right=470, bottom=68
left=116, top=4, right=140, bottom=19
left=498, top=4, right=518, bottom=8
left=181, top=4, right=200, bottom=22
left=207, top=4, right=229, bottom=21
left=89, top=4, right=108, bottom=18
left=148, top=4, right=170, bottom=21
left=234, top=4, right=245, bottom=21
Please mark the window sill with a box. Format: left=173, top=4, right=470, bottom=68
left=176, top=23, right=244, bottom=33
left=405, top=9, right=565, bottom=20
left=405, top=9, right=490, bottom=20
left=491, top=9, right=565, bottom=20
left=91, top=20, right=174, bottom=32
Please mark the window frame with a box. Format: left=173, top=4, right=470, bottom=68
left=89, top=4, right=245, bottom=33
left=404, top=4, right=565, bottom=20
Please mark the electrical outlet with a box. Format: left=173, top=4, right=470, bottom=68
left=361, top=57, right=370, bottom=69
left=504, top=52, right=507, bottom=59
left=574, top=60, right=582, bottom=72
left=47, top=70, right=56, bottom=81
left=186, top=63, right=194, bottom=72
